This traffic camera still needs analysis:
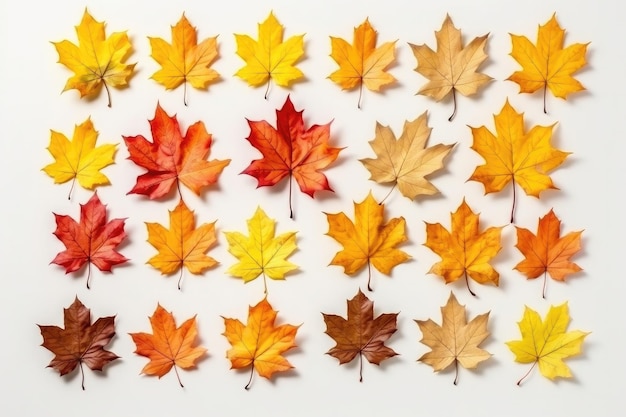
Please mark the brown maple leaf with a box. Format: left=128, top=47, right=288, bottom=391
left=38, top=297, right=119, bottom=390
left=322, top=289, right=398, bottom=381
left=51, top=192, right=128, bottom=289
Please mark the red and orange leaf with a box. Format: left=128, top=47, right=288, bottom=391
left=241, top=95, right=341, bottom=219
left=124, top=103, right=230, bottom=199
left=51, top=192, right=128, bottom=289
left=38, top=297, right=118, bottom=390
left=129, top=304, right=206, bottom=387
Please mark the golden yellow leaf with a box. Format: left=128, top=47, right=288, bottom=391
left=149, top=14, right=219, bottom=105
left=42, top=117, right=116, bottom=198
left=506, top=302, right=589, bottom=385
left=52, top=9, right=135, bottom=107
left=328, top=18, right=396, bottom=108
left=409, top=15, right=492, bottom=121
left=468, top=100, right=569, bottom=223
left=416, top=292, right=491, bottom=384
left=360, top=112, right=454, bottom=201
left=424, top=199, right=502, bottom=296
left=234, top=12, right=304, bottom=98
left=325, top=191, right=409, bottom=291
left=146, top=199, right=217, bottom=289
left=507, top=14, right=589, bottom=113
left=223, top=297, right=299, bottom=389
left=224, top=207, right=297, bottom=294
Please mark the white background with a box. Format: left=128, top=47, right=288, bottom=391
left=1, top=0, right=623, bottom=416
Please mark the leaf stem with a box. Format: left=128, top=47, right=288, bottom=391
left=184, top=81, right=188, bottom=107
left=177, top=268, right=184, bottom=291
left=264, top=78, right=270, bottom=100
left=510, top=183, right=517, bottom=224
left=245, top=366, right=254, bottom=390
left=103, top=81, right=112, bottom=108
left=464, top=271, right=476, bottom=297
left=263, top=272, right=268, bottom=295
left=86, top=262, right=92, bottom=290
left=448, top=88, right=457, bottom=122
left=357, top=80, right=363, bottom=110
left=543, top=83, right=547, bottom=114
left=289, top=176, right=294, bottom=220
left=68, top=177, right=76, bottom=200
left=174, top=365, right=184, bottom=388
left=379, top=184, right=396, bottom=205
left=359, top=351, right=363, bottom=382
left=542, top=271, right=547, bottom=299
left=453, top=359, right=459, bottom=385
left=79, top=361, right=85, bottom=390
left=516, top=361, right=537, bottom=386
left=367, top=261, right=373, bottom=292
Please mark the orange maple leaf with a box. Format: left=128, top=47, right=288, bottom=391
left=145, top=199, right=218, bottom=290
left=223, top=297, right=299, bottom=389
left=424, top=199, right=503, bottom=296
left=514, top=209, right=583, bottom=298
left=129, top=304, right=206, bottom=387
left=241, top=95, right=341, bottom=219
left=149, top=14, right=220, bottom=105
left=124, top=103, right=230, bottom=199
left=328, top=18, right=396, bottom=108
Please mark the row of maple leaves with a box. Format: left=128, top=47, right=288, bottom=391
left=39, top=8, right=591, bottom=390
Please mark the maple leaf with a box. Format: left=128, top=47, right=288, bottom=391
left=506, top=302, right=589, bottom=385
left=224, top=206, right=297, bottom=294
left=325, top=191, right=409, bottom=291
left=223, top=297, right=299, bottom=389
left=124, top=103, right=230, bottom=200
left=416, top=292, right=491, bottom=385
left=322, top=289, right=398, bottom=382
left=468, top=100, right=569, bottom=223
left=234, top=11, right=304, bottom=98
left=130, top=304, right=206, bottom=387
left=149, top=14, right=219, bottom=105
left=51, top=192, right=128, bottom=289
left=42, top=117, right=116, bottom=199
left=514, top=209, right=583, bottom=298
left=507, top=14, right=589, bottom=113
left=328, top=18, right=397, bottom=108
left=360, top=112, right=455, bottom=202
left=424, top=199, right=502, bottom=296
left=241, top=95, right=341, bottom=219
left=38, top=297, right=118, bottom=390
left=52, top=9, right=135, bottom=107
left=146, top=199, right=217, bottom=290
left=409, top=15, right=492, bottom=121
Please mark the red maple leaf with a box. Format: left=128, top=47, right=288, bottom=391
left=51, top=192, right=128, bottom=288
left=124, top=103, right=230, bottom=199
left=241, top=95, right=342, bottom=218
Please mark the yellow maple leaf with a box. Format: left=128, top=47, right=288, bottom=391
left=328, top=18, right=396, bottom=108
left=360, top=112, right=454, bottom=201
left=149, top=14, right=219, bottom=105
left=52, top=9, right=135, bottom=107
left=468, top=100, right=569, bottom=223
left=409, top=15, right=492, bottom=121
left=42, top=117, right=116, bottom=199
left=146, top=199, right=217, bottom=289
left=506, top=302, right=589, bottom=385
left=507, top=14, right=589, bottom=113
left=416, top=292, right=491, bottom=384
left=424, top=199, right=502, bottom=296
left=224, top=207, right=297, bottom=294
left=234, top=12, right=304, bottom=98
left=325, top=191, right=409, bottom=291
left=223, top=297, right=299, bottom=389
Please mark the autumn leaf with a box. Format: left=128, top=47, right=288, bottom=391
left=328, top=18, right=396, bottom=108
left=224, top=207, right=297, bottom=294
left=42, top=117, right=116, bottom=199
left=130, top=304, right=206, bottom=387
left=241, top=95, right=341, bottom=219
left=38, top=297, right=118, bottom=390
left=507, top=14, right=589, bottom=113
left=124, top=103, right=230, bottom=200
left=149, top=14, right=219, bottom=105
left=234, top=11, right=304, bottom=98
left=424, top=199, right=502, bottom=296
left=52, top=9, right=135, bottom=107
left=359, top=112, right=454, bottom=202
left=506, top=302, right=589, bottom=385
left=146, top=199, right=217, bottom=290
left=514, top=209, right=583, bottom=298
left=51, top=192, right=128, bottom=289
left=322, top=289, right=398, bottom=382
left=325, top=191, right=409, bottom=291
left=409, top=14, right=492, bottom=121
left=416, top=292, right=491, bottom=385
left=223, top=297, right=299, bottom=389
left=468, top=100, right=569, bottom=223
